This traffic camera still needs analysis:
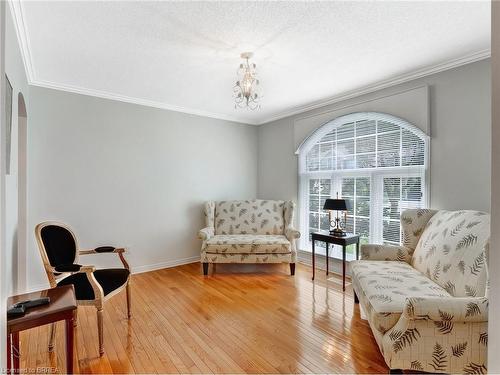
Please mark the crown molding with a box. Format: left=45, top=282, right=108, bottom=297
left=31, top=79, right=258, bottom=125
left=9, top=0, right=490, bottom=127
left=255, top=48, right=491, bottom=125
left=8, top=0, right=35, bottom=82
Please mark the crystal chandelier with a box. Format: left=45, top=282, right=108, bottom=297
left=233, top=52, right=260, bottom=110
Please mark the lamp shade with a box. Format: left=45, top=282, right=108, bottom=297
left=323, top=198, right=348, bottom=211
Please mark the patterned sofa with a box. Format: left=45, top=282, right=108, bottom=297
left=198, top=200, right=300, bottom=275
left=351, top=209, right=489, bottom=374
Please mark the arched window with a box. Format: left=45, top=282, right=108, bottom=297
left=297, top=112, right=429, bottom=255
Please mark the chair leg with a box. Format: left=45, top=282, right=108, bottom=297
left=290, top=263, right=296, bottom=276
left=126, top=282, right=132, bottom=319
left=202, top=263, right=209, bottom=275
left=389, top=369, right=403, bottom=374
left=73, top=310, right=78, bottom=327
left=97, top=308, right=104, bottom=356
left=48, top=323, right=56, bottom=352
left=354, top=291, right=359, bottom=304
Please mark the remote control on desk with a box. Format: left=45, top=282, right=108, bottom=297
left=21, top=297, right=50, bottom=309
left=7, top=297, right=50, bottom=319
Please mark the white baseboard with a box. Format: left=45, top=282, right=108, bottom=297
left=23, top=256, right=201, bottom=293
left=131, top=256, right=200, bottom=274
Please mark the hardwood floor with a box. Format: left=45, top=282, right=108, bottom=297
left=18, top=262, right=388, bottom=374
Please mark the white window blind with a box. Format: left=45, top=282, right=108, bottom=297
left=299, top=112, right=429, bottom=254
left=382, top=176, right=424, bottom=244
left=341, top=177, right=371, bottom=242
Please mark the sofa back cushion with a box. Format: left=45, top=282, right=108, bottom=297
left=401, top=209, right=438, bottom=252
left=214, top=200, right=285, bottom=235
left=411, top=210, right=490, bottom=297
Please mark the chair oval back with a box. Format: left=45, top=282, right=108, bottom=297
left=35, top=222, right=80, bottom=287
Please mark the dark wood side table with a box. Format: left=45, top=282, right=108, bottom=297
left=7, top=285, right=77, bottom=374
left=311, top=232, right=360, bottom=291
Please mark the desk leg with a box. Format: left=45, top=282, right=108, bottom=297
left=66, top=317, right=74, bottom=374
left=7, top=333, right=11, bottom=374
left=312, top=239, right=315, bottom=280
left=342, top=245, right=346, bottom=292
left=326, top=243, right=329, bottom=276
left=12, top=331, right=19, bottom=372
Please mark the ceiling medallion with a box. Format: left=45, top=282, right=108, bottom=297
left=233, top=52, right=261, bottom=110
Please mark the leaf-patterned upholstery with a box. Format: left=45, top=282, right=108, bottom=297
left=411, top=210, right=489, bottom=297
left=401, top=209, right=438, bottom=251
left=205, top=234, right=291, bottom=254
left=215, top=200, right=285, bottom=235
left=351, top=261, right=450, bottom=334
left=351, top=209, right=489, bottom=374
left=359, top=244, right=413, bottom=263
left=199, top=200, right=299, bottom=266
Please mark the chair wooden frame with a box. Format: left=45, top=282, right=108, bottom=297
left=35, top=221, right=131, bottom=356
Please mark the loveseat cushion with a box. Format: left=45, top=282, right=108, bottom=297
left=205, top=234, right=291, bottom=254
left=351, top=260, right=450, bottom=334
left=214, top=200, right=285, bottom=235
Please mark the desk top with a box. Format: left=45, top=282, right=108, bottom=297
left=7, top=285, right=77, bottom=332
left=311, top=231, right=360, bottom=245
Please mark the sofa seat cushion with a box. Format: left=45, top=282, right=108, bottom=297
left=351, top=260, right=451, bottom=334
left=205, top=234, right=291, bottom=254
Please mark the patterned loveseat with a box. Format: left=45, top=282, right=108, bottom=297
left=198, top=200, right=300, bottom=275
left=351, top=209, right=489, bottom=374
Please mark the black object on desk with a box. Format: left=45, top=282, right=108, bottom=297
left=311, top=231, right=360, bottom=291
left=7, top=297, right=50, bottom=318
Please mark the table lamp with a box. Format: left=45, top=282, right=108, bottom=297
left=323, top=195, right=349, bottom=237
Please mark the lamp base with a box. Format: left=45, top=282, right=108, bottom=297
left=330, top=228, right=346, bottom=237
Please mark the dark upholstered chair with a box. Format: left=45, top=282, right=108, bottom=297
left=35, top=221, right=131, bottom=356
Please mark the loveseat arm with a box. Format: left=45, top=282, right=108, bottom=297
left=285, top=227, right=300, bottom=241
left=198, top=227, right=214, bottom=241
left=360, top=244, right=412, bottom=263
left=404, top=296, right=489, bottom=323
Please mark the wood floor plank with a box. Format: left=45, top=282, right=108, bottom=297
left=14, top=262, right=388, bottom=374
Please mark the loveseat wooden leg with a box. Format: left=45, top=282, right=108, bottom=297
left=290, top=263, right=295, bottom=276
left=354, top=291, right=359, bottom=304
left=389, top=369, right=403, bottom=374
left=202, top=263, right=209, bottom=275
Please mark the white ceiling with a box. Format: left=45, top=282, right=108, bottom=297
left=11, top=1, right=490, bottom=125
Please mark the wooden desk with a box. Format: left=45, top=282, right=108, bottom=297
left=7, top=285, right=77, bottom=374
left=311, top=232, right=360, bottom=291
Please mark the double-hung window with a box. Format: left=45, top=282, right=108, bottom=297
left=298, top=112, right=429, bottom=258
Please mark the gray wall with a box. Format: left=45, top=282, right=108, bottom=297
left=27, top=87, right=258, bottom=289
left=3, top=6, right=30, bottom=296
left=489, top=1, right=500, bottom=371
left=1, top=4, right=30, bottom=367
left=258, top=60, right=491, bottom=215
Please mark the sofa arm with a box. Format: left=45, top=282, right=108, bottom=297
left=285, top=227, right=300, bottom=241
left=360, top=244, right=412, bottom=262
left=198, top=227, right=214, bottom=241
left=404, top=296, right=489, bottom=323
